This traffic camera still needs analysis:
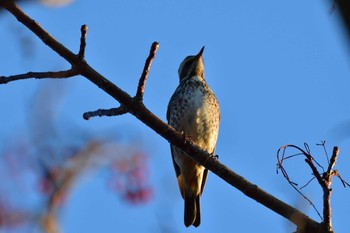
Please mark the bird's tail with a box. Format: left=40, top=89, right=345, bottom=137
left=184, top=194, right=201, bottom=227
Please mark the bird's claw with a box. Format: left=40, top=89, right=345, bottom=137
left=181, top=131, right=193, bottom=143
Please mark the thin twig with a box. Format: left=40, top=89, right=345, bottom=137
left=282, top=152, right=304, bottom=161
left=304, top=158, right=324, bottom=189
left=277, top=144, right=342, bottom=232
left=277, top=144, right=323, bottom=220
left=300, top=177, right=316, bottom=190
left=0, top=23, right=86, bottom=85
left=83, top=106, right=128, bottom=120
left=135, top=41, right=159, bottom=101
left=78, top=24, right=88, bottom=59
left=317, top=140, right=329, bottom=164
left=335, top=171, right=350, bottom=188
left=0, top=69, right=78, bottom=84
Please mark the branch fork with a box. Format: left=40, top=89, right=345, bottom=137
left=277, top=143, right=348, bottom=233
left=0, top=23, right=89, bottom=84
left=83, top=41, right=159, bottom=120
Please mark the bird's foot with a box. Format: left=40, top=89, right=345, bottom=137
left=181, top=131, right=193, bottom=143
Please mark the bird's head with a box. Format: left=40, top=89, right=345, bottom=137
left=178, top=47, right=205, bottom=82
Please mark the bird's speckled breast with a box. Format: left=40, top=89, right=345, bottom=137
left=167, top=75, right=220, bottom=154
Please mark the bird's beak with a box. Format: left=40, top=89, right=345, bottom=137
left=197, top=46, right=205, bottom=58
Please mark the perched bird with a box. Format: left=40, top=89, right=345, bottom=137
left=167, top=47, right=220, bottom=227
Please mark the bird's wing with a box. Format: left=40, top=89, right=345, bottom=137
left=200, top=168, right=208, bottom=195
left=170, top=145, right=185, bottom=198
left=166, top=95, right=174, bottom=122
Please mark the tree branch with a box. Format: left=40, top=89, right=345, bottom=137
left=0, top=69, right=78, bottom=84
left=277, top=144, right=341, bottom=233
left=78, top=24, right=88, bottom=59
left=326, top=147, right=339, bottom=175
left=321, top=147, right=339, bottom=232
left=82, top=41, right=159, bottom=120
left=0, top=0, right=328, bottom=232
left=0, top=1, right=81, bottom=65
left=135, top=41, right=159, bottom=101
left=277, top=144, right=323, bottom=220
left=83, top=106, right=128, bottom=120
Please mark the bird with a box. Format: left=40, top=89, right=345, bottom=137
left=167, top=47, right=220, bottom=227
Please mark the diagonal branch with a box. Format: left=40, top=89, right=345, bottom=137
left=0, top=1, right=325, bottom=232
left=0, top=1, right=80, bottom=65
left=326, top=147, right=339, bottom=175
left=135, top=41, right=159, bottom=101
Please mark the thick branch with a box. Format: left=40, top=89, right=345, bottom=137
left=0, top=1, right=323, bottom=232
left=321, top=147, right=339, bottom=232
left=0, top=1, right=81, bottom=65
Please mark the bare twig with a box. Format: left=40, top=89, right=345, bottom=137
left=135, top=41, right=159, bottom=101
left=277, top=144, right=343, bottom=232
left=277, top=145, right=323, bottom=220
left=300, top=177, right=316, bottom=190
left=317, top=141, right=329, bottom=164
left=326, top=147, right=339, bottom=175
left=334, top=171, right=350, bottom=188
left=83, top=106, right=128, bottom=120
left=304, top=157, right=323, bottom=188
left=83, top=42, right=159, bottom=120
left=78, top=24, right=88, bottom=59
left=0, top=23, right=88, bottom=85
left=0, top=69, right=78, bottom=84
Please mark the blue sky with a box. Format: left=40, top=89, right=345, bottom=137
left=1, top=1, right=350, bottom=232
